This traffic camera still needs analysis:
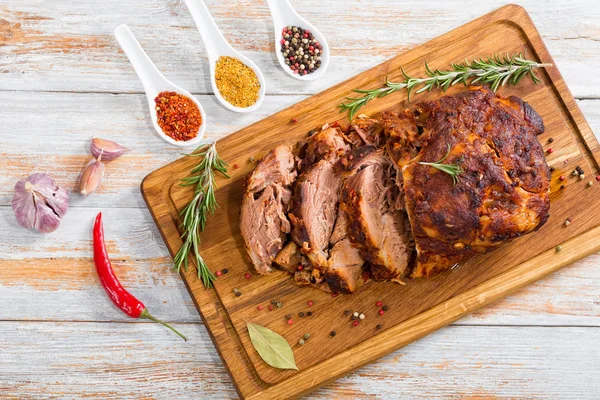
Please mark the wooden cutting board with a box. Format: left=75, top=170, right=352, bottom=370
left=141, top=5, right=600, bottom=399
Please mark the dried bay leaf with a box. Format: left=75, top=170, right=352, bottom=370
left=247, top=322, right=298, bottom=370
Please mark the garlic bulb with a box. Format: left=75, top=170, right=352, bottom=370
left=90, top=137, right=128, bottom=161
left=12, top=173, right=69, bottom=233
left=80, top=155, right=105, bottom=195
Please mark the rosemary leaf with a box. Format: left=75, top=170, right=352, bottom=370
left=419, top=145, right=463, bottom=186
left=338, top=52, right=552, bottom=120
left=173, top=142, right=229, bottom=288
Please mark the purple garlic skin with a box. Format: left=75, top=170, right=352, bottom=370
left=90, top=137, right=128, bottom=161
left=12, top=173, right=69, bottom=233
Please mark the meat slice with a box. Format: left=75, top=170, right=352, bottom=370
left=403, top=86, right=550, bottom=278
left=340, top=148, right=412, bottom=280
left=274, top=241, right=303, bottom=274
left=240, top=145, right=297, bottom=275
left=325, top=239, right=365, bottom=293
left=289, top=127, right=349, bottom=267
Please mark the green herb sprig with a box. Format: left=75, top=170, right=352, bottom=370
left=339, top=53, right=552, bottom=120
left=419, top=145, right=463, bottom=186
left=173, top=142, right=229, bottom=288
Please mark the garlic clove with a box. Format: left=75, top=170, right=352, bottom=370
left=12, top=173, right=69, bottom=233
left=90, top=137, right=128, bottom=161
left=80, top=156, right=105, bottom=196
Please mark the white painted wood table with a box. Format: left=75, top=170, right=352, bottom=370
left=1, top=1, right=599, bottom=398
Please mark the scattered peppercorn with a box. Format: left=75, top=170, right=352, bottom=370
left=303, top=333, right=310, bottom=340
left=276, top=301, right=283, bottom=308
left=249, top=156, right=255, bottom=163
left=285, top=314, right=292, bottom=320
left=235, top=292, right=242, bottom=297
left=215, top=56, right=260, bottom=108
left=596, top=175, right=600, bottom=182
left=280, top=26, right=322, bottom=76
left=559, top=175, right=566, bottom=181
left=580, top=174, right=585, bottom=180
left=344, top=310, right=351, bottom=316
left=353, top=311, right=359, bottom=317
left=257, top=305, right=264, bottom=311
left=548, top=137, right=554, bottom=143
left=549, top=167, right=555, bottom=173
left=564, top=159, right=569, bottom=164
left=376, top=301, right=383, bottom=307
left=222, top=268, right=229, bottom=274
left=298, top=312, right=305, bottom=317
left=298, top=338, right=305, bottom=346
left=296, top=265, right=303, bottom=271
left=291, top=118, right=298, bottom=123
left=376, top=324, right=382, bottom=330
left=564, top=218, right=572, bottom=226
left=546, top=148, right=553, bottom=154
left=215, top=270, right=222, bottom=277
left=588, top=181, right=594, bottom=187
left=306, top=311, right=313, bottom=316
left=268, top=305, right=274, bottom=311
left=307, top=300, right=314, bottom=307
left=352, top=320, right=359, bottom=327
left=330, top=331, right=336, bottom=337
left=576, top=166, right=585, bottom=175
left=560, top=184, right=565, bottom=190
left=154, top=91, right=202, bottom=141
left=287, top=319, right=294, bottom=325
left=350, top=315, right=358, bottom=321
left=382, top=305, right=390, bottom=312
left=572, top=170, right=579, bottom=176
left=244, top=273, right=252, bottom=279
left=556, top=245, right=563, bottom=252
left=359, top=313, right=365, bottom=320
left=378, top=309, right=385, bottom=316
left=232, top=288, right=240, bottom=295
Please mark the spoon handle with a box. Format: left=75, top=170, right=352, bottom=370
left=114, top=24, right=164, bottom=95
left=184, top=0, right=231, bottom=62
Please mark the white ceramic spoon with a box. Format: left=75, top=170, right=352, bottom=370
left=114, top=24, right=206, bottom=147
left=184, top=0, right=266, bottom=113
left=266, top=0, right=330, bottom=81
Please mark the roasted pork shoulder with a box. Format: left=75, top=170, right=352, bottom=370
left=240, top=87, right=550, bottom=292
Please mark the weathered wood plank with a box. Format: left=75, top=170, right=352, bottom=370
left=0, top=92, right=598, bottom=209
left=0, top=323, right=597, bottom=398
left=1, top=203, right=598, bottom=326
left=0, top=0, right=599, bottom=97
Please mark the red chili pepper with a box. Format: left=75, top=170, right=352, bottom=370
left=93, top=212, right=187, bottom=341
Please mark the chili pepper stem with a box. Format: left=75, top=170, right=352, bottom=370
left=140, top=309, right=188, bottom=341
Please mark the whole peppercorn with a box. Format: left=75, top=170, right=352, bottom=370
left=268, top=305, right=274, bottom=311
left=587, top=181, right=594, bottom=188
left=298, top=338, right=305, bottom=346
left=352, top=320, right=359, bottom=327
left=548, top=137, right=555, bottom=143
left=287, top=319, right=294, bottom=325
left=378, top=309, right=385, bottom=316
left=382, top=305, right=390, bottom=312
left=303, top=333, right=310, bottom=340
left=279, top=26, right=323, bottom=76
left=257, top=305, right=264, bottom=311
left=546, top=148, right=553, bottom=154
left=549, top=167, right=555, bottom=173
left=556, top=245, right=563, bottom=252
left=296, top=265, right=303, bottom=271
left=222, top=268, right=229, bottom=274
left=596, top=175, right=600, bottom=182
left=376, top=301, right=383, bottom=307
left=244, top=273, right=252, bottom=279
left=564, top=218, right=572, bottom=226
left=298, top=312, right=305, bottom=317
left=330, top=331, right=336, bottom=337
left=285, top=314, right=292, bottom=320
left=359, top=313, right=365, bottom=320
left=307, top=300, right=314, bottom=307
left=215, top=270, right=222, bottom=277
left=559, top=175, right=566, bottom=181
left=344, top=310, right=351, bottom=316
left=306, top=311, right=313, bottom=316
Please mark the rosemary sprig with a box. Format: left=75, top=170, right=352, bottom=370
left=339, top=52, right=552, bottom=120
left=419, top=145, right=463, bottom=186
left=173, top=142, right=229, bottom=288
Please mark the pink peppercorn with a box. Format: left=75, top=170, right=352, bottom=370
left=378, top=310, right=385, bottom=316
left=376, top=301, right=383, bottom=307
left=244, top=273, right=252, bottom=279
left=257, top=305, right=264, bottom=311
left=268, top=305, right=274, bottom=311
left=291, top=118, right=298, bottom=124
left=307, top=300, right=314, bottom=307
left=564, top=159, right=569, bottom=164
left=215, top=270, right=222, bottom=277
left=559, top=175, right=566, bottom=181
left=331, top=293, right=339, bottom=298
left=352, top=320, right=359, bottom=327
left=546, top=148, right=553, bottom=154
left=287, top=319, right=294, bottom=325
left=233, top=163, right=239, bottom=169
left=596, top=175, right=600, bottom=182
left=296, top=265, right=303, bottom=271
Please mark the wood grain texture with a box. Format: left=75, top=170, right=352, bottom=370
left=142, top=5, right=600, bottom=398
left=1, top=0, right=599, bottom=398
left=1, top=323, right=598, bottom=399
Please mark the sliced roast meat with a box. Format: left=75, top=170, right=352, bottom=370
left=274, top=241, right=305, bottom=274
left=246, top=145, right=297, bottom=193
left=341, top=151, right=412, bottom=280
left=289, top=159, right=340, bottom=267
left=240, top=145, right=297, bottom=275
left=289, top=127, right=349, bottom=267
left=349, top=115, right=384, bottom=147
left=325, top=239, right=365, bottom=293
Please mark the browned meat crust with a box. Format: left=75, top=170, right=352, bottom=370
left=403, top=87, right=550, bottom=278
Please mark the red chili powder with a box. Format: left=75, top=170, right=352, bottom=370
left=154, top=91, right=202, bottom=141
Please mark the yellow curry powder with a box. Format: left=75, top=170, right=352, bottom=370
left=214, top=56, right=260, bottom=108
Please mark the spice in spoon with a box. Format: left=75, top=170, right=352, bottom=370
left=280, top=26, right=322, bottom=76
left=214, top=56, right=260, bottom=108
left=155, top=91, right=202, bottom=141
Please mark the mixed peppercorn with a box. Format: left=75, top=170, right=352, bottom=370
left=154, top=91, right=202, bottom=141
left=280, top=26, right=322, bottom=76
